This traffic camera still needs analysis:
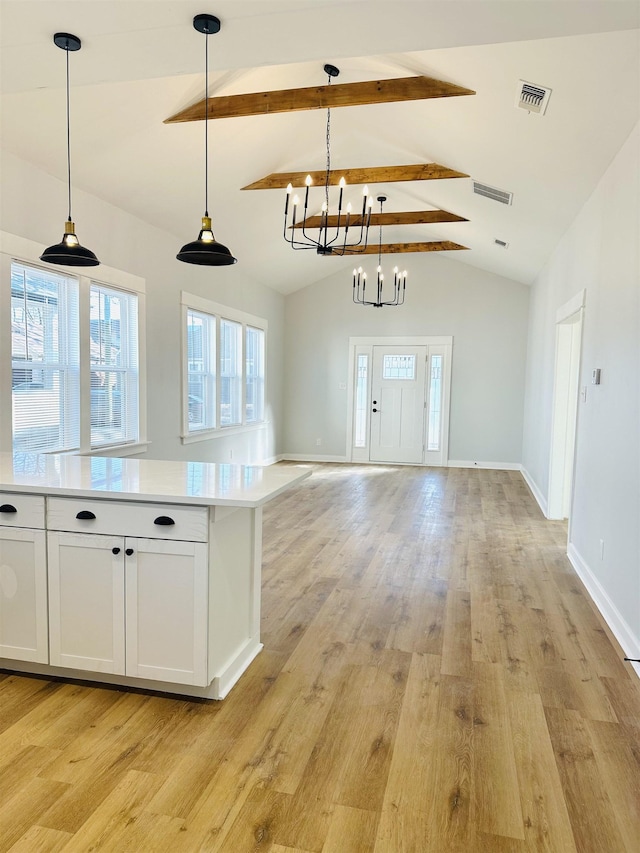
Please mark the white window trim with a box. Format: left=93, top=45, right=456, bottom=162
left=0, top=230, right=147, bottom=456
left=180, top=291, right=268, bottom=444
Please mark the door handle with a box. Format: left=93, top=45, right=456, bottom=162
left=372, top=408, right=379, bottom=413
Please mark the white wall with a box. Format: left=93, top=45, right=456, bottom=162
left=522, top=122, right=639, bottom=661
left=283, top=254, right=530, bottom=464
left=0, top=151, right=285, bottom=464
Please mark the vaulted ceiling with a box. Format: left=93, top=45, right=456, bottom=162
left=1, top=1, right=639, bottom=294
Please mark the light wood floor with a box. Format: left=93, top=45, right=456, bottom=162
left=1, top=464, right=638, bottom=852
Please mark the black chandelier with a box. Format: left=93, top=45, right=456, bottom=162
left=40, top=33, right=100, bottom=267
left=283, top=64, right=373, bottom=255
left=353, top=196, right=407, bottom=307
left=177, top=13, right=237, bottom=266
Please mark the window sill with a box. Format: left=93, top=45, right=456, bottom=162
left=181, top=422, right=269, bottom=445
left=81, top=441, right=151, bottom=457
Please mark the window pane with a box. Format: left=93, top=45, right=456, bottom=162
left=427, top=354, right=442, bottom=451
left=382, top=354, right=415, bottom=380
left=220, top=318, right=242, bottom=426
left=245, top=326, right=264, bottom=423
left=11, top=262, right=79, bottom=452
left=90, top=285, right=139, bottom=447
left=186, top=310, right=216, bottom=431
left=354, top=354, right=369, bottom=447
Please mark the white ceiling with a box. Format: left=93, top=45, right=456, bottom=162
left=1, top=1, right=639, bottom=294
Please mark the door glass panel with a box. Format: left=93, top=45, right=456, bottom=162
left=382, top=354, right=415, bottom=380
left=354, top=354, right=368, bottom=447
left=427, top=354, right=442, bottom=451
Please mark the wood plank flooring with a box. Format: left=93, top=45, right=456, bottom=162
left=1, top=464, right=638, bottom=852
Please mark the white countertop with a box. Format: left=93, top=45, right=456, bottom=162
left=0, top=453, right=311, bottom=507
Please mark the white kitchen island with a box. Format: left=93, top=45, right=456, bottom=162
left=0, top=452, right=310, bottom=699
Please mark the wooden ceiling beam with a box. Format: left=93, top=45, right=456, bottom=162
left=292, top=209, right=467, bottom=229
left=338, top=241, right=468, bottom=255
left=165, top=75, right=475, bottom=124
left=243, top=163, right=468, bottom=190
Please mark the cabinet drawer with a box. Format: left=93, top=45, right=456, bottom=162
left=0, top=493, right=45, bottom=529
left=47, top=497, right=208, bottom=542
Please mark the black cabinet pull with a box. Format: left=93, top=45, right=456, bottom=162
left=112, top=547, right=121, bottom=555
left=0, top=504, right=17, bottom=513
left=76, top=510, right=96, bottom=520
left=125, top=548, right=134, bottom=556
left=154, top=515, right=175, bottom=526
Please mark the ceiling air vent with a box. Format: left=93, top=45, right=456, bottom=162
left=516, top=80, right=552, bottom=115
left=473, top=181, right=513, bottom=205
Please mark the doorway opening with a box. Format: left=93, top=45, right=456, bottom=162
left=548, top=293, right=584, bottom=520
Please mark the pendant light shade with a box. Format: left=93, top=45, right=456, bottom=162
left=177, top=216, right=236, bottom=265
left=40, top=32, right=99, bottom=268
left=177, top=14, right=236, bottom=266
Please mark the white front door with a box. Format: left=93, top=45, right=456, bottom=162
left=348, top=336, right=452, bottom=467
left=369, top=346, right=427, bottom=464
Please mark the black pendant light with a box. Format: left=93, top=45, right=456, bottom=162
left=40, top=33, right=99, bottom=268
left=177, top=13, right=236, bottom=266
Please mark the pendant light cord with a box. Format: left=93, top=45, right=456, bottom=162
left=65, top=43, right=72, bottom=222
left=324, top=71, right=332, bottom=216
left=204, top=30, right=209, bottom=217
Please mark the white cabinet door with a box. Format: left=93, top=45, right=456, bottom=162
left=48, top=532, right=125, bottom=674
left=0, top=527, right=48, bottom=663
left=125, top=537, right=208, bottom=686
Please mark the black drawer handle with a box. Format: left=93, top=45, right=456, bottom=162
left=125, top=548, right=134, bottom=556
left=154, top=515, right=175, bottom=526
left=0, top=504, right=17, bottom=514
left=112, top=547, right=121, bottom=555
left=76, top=510, right=96, bottom=520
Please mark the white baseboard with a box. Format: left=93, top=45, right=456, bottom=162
left=520, top=466, right=549, bottom=517
left=567, top=542, right=640, bottom=680
left=447, top=460, right=522, bottom=471
left=261, top=454, right=284, bottom=465
left=281, top=453, right=348, bottom=463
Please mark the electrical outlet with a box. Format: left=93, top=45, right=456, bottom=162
left=316, top=438, right=322, bottom=446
